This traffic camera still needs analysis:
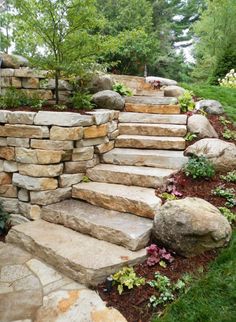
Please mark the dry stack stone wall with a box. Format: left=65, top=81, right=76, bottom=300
left=0, top=68, right=72, bottom=103
left=0, top=109, right=119, bottom=225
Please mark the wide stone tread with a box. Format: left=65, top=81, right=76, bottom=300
left=119, top=112, right=187, bottom=124
left=87, top=164, right=176, bottom=188
left=125, top=103, right=180, bottom=114
left=72, top=182, right=161, bottom=218
left=125, top=96, right=178, bottom=105
left=7, top=220, right=146, bottom=286
left=42, top=199, right=153, bottom=251
left=115, top=135, right=186, bottom=150
left=102, top=148, right=188, bottom=170
left=118, top=123, right=187, bottom=137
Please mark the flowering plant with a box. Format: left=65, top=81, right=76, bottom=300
left=146, top=244, right=174, bottom=267
left=219, top=69, right=236, bottom=89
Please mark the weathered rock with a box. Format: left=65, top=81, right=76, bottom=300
left=3, top=161, right=18, bottom=172
left=87, top=164, right=176, bottom=189
left=0, top=146, right=15, bottom=160
left=18, top=189, right=29, bottom=202
left=40, top=79, right=73, bottom=91
left=87, top=109, right=114, bottom=125
left=0, top=138, right=7, bottom=146
left=187, top=115, right=218, bottom=138
left=95, top=141, right=115, bottom=154
left=92, top=90, right=125, bottom=110
left=83, top=124, right=108, bottom=139
left=21, top=89, right=53, bottom=101
left=72, top=182, right=162, bottom=218
left=146, top=76, right=177, bottom=86
left=119, top=123, right=187, bottom=137
left=0, top=53, right=29, bottom=68
left=102, top=148, right=188, bottom=170
left=7, top=137, right=30, bottom=148
left=10, top=214, right=30, bottom=226
left=64, top=156, right=99, bottom=174
left=0, top=197, right=19, bottom=213
left=22, top=78, right=39, bottom=89
left=18, top=163, right=63, bottom=178
left=0, top=172, right=12, bottom=185
left=50, top=126, right=83, bottom=141
left=72, top=147, right=94, bottom=161
left=13, top=173, right=58, bottom=191
left=109, top=129, right=119, bottom=140
left=195, top=100, right=224, bottom=115
left=0, top=68, right=14, bottom=77
left=59, top=174, right=83, bottom=188
left=90, top=74, right=115, bottom=93
left=14, top=69, right=48, bottom=78
left=0, top=110, right=10, bottom=123
left=30, top=188, right=72, bottom=205
left=153, top=197, right=232, bottom=257
left=0, top=124, right=49, bottom=138
left=15, top=148, right=63, bottom=164
left=76, top=136, right=109, bottom=147
left=7, top=112, right=36, bottom=125
left=7, top=220, right=146, bottom=286
left=108, top=121, right=118, bottom=133
left=42, top=199, right=152, bottom=251
left=184, top=138, right=236, bottom=172
left=31, top=139, right=73, bottom=151
left=125, top=103, right=180, bottom=114
left=34, top=111, right=93, bottom=126
left=164, top=85, right=186, bottom=97
left=18, top=202, right=41, bottom=220
left=0, top=185, right=17, bottom=198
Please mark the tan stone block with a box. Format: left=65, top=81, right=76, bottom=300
left=11, top=77, right=22, bottom=88
left=31, top=139, right=74, bottom=151
left=18, top=163, right=63, bottom=177
left=0, top=124, right=49, bottom=138
left=75, top=136, right=109, bottom=148
left=83, top=124, right=108, bottom=139
left=3, top=161, right=18, bottom=172
left=0, top=185, right=17, bottom=198
left=14, top=68, right=48, bottom=78
left=95, top=141, right=114, bottom=154
left=21, top=89, right=53, bottom=100
left=18, top=201, right=41, bottom=220
left=0, top=172, right=12, bottom=185
left=18, top=188, right=29, bottom=202
left=7, top=111, right=36, bottom=125
left=50, top=126, right=83, bottom=141
left=15, top=148, right=63, bottom=164
left=0, top=147, right=15, bottom=161
left=7, top=137, right=30, bottom=147
left=13, top=173, right=58, bottom=191
left=30, top=188, right=72, bottom=205
left=72, top=147, right=94, bottom=161
left=0, top=197, right=19, bottom=213
left=59, top=174, right=84, bottom=188
left=22, top=77, right=39, bottom=89
left=0, top=138, right=7, bottom=146
left=64, top=156, right=99, bottom=174
left=0, top=76, right=11, bottom=87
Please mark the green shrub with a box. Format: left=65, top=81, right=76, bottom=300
left=219, top=207, right=236, bottom=224
left=220, top=170, right=236, bottom=183
left=112, top=82, right=133, bottom=96
left=178, top=91, right=195, bottom=113
left=70, top=91, right=94, bottom=110
left=184, top=156, right=215, bottom=179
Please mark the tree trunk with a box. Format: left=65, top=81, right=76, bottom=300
left=55, top=69, right=59, bottom=105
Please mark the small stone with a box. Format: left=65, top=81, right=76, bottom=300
left=7, top=137, right=30, bottom=148
left=13, top=173, right=58, bottom=191
left=0, top=146, right=15, bottom=160
left=87, top=110, right=111, bottom=125
left=50, top=126, right=83, bottom=141
left=92, top=90, right=125, bottom=110
left=108, top=121, right=118, bottom=133
left=34, top=111, right=93, bottom=126
left=18, top=189, right=30, bottom=202
left=18, top=202, right=41, bottom=220
left=164, top=85, right=186, bottom=97
left=196, top=100, right=224, bottom=115
left=0, top=172, right=12, bottom=185
left=0, top=124, right=49, bottom=138
left=76, top=136, right=109, bottom=147
left=95, top=141, right=114, bottom=154
left=0, top=185, right=17, bottom=198
left=108, top=129, right=119, bottom=140
left=188, top=115, right=218, bottom=138
left=64, top=156, right=99, bottom=174
left=30, top=188, right=72, bottom=205
left=90, top=73, right=115, bottom=93
left=18, top=163, right=63, bottom=178
left=59, top=174, right=84, bottom=188
left=31, top=139, right=74, bottom=151
left=0, top=197, right=19, bottom=213
left=83, top=124, right=108, bottom=139
left=7, top=112, right=36, bottom=125
left=72, top=147, right=94, bottom=161
left=3, top=160, right=18, bottom=172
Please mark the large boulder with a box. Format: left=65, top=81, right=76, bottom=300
left=146, top=76, right=177, bottom=86
left=92, top=90, right=125, bottom=110
left=90, top=74, right=115, bottom=93
left=187, top=115, right=218, bottom=139
left=195, top=100, right=224, bottom=115
left=0, top=53, right=29, bottom=69
left=153, top=197, right=232, bottom=257
left=164, top=85, right=186, bottom=98
left=184, top=138, right=236, bottom=172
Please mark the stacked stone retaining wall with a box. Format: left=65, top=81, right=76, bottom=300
left=0, top=109, right=119, bottom=224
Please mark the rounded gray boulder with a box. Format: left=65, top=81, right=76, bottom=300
left=92, top=90, right=125, bottom=110
left=195, top=100, right=224, bottom=115
left=0, top=53, right=29, bottom=68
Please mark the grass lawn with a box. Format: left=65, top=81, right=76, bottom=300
left=181, top=83, right=236, bottom=122
left=152, top=230, right=236, bottom=322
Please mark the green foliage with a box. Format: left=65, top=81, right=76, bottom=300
left=54, top=104, right=67, bottom=111
left=112, top=266, right=145, bottom=295
left=222, top=129, right=236, bottom=140
left=212, top=186, right=236, bottom=208
left=219, top=68, right=236, bottom=89
left=219, top=116, right=232, bottom=127
left=178, top=91, right=195, bottom=113
left=184, top=156, right=215, bottom=180
left=0, top=202, right=10, bottom=231
left=112, top=83, right=133, bottom=96
left=82, top=176, right=90, bottom=183
left=219, top=207, right=236, bottom=224
left=0, top=88, right=44, bottom=109
left=70, top=91, right=94, bottom=111
left=159, top=193, right=178, bottom=201
left=220, top=171, right=236, bottom=183
left=184, top=132, right=198, bottom=142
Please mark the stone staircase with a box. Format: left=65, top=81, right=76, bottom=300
left=7, top=85, right=188, bottom=287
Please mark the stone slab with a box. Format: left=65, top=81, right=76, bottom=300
left=42, top=199, right=153, bottom=250
left=59, top=174, right=83, bottom=188
left=125, top=96, right=178, bottom=105
left=18, top=163, right=63, bottom=178
left=102, top=148, right=188, bottom=170
left=13, top=173, right=58, bottom=191
left=7, top=112, right=36, bottom=125
left=72, top=182, right=161, bottom=218
left=0, top=124, right=49, bottom=138
left=34, top=111, right=94, bottom=126
left=64, top=156, right=99, bottom=174
left=0, top=185, right=17, bottom=198
left=83, top=124, right=108, bottom=139
left=50, top=126, right=83, bottom=141
left=119, top=112, right=187, bottom=124
left=7, top=137, right=30, bottom=148
left=0, top=146, right=15, bottom=160
left=125, top=103, right=180, bottom=114
left=87, top=164, right=176, bottom=188
left=7, top=220, right=147, bottom=286
left=31, top=139, right=74, bottom=151
left=0, top=197, right=19, bottom=213
left=15, top=148, right=64, bottom=164
left=30, top=188, right=72, bottom=205
left=119, top=123, right=187, bottom=137
left=115, top=135, right=186, bottom=150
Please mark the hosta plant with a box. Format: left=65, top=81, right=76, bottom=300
left=178, top=91, right=195, bottom=113
left=184, top=132, right=198, bottom=142
left=112, top=82, right=133, bottom=96
left=146, top=244, right=174, bottom=267
left=112, top=267, right=145, bottom=295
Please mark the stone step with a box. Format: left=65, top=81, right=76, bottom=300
left=119, top=123, right=187, bottom=137
left=6, top=220, right=146, bottom=286
left=72, top=182, right=161, bottom=219
left=42, top=199, right=153, bottom=251
left=102, top=148, right=188, bottom=170
left=125, top=97, right=180, bottom=114
left=87, top=164, right=176, bottom=188
left=119, top=112, right=187, bottom=125
left=115, top=135, right=186, bottom=150
left=125, top=96, right=178, bottom=105
left=134, top=90, right=164, bottom=97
